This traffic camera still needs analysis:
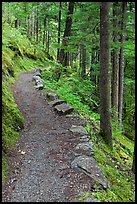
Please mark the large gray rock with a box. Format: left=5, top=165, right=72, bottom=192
left=71, top=155, right=108, bottom=189
left=54, top=103, right=74, bottom=115
left=75, top=142, right=94, bottom=156
left=46, top=93, right=59, bottom=101
left=48, top=99, right=66, bottom=107
left=70, top=125, right=88, bottom=135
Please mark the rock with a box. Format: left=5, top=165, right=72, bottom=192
left=54, top=103, right=74, bottom=115
left=71, top=155, right=108, bottom=189
left=46, top=93, right=59, bottom=101
left=35, top=81, right=44, bottom=90
left=67, top=151, right=81, bottom=159
left=32, top=75, right=41, bottom=82
left=35, top=72, right=42, bottom=77
left=66, top=113, right=81, bottom=118
left=80, top=135, right=90, bottom=142
left=85, top=197, right=100, bottom=202
left=48, top=99, right=66, bottom=107
left=75, top=142, right=94, bottom=156
left=70, top=125, right=88, bottom=135
left=76, top=141, right=94, bottom=151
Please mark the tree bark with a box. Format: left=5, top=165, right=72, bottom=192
left=15, top=18, right=18, bottom=29
left=118, top=2, right=127, bottom=127
left=59, top=2, right=75, bottom=67
left=81, top=41, right=86, bottom=79
left=111, top=2, right=119, bottom=118
left=39, top=20, right=42, bottom=43
left=46, top=25, right=50, bottom=53
left=43, top=17, right=46, bottom=48
left=32, top=12, right=35, bottom=37
left=100, top=2, right=112, bottom=148
left=57, top=2, right=62, bottom=60
left=27, top=16, right=31, bottom=40
left=36, top=5, right=38, bottom=44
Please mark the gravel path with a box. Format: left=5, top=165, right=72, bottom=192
left=2, top=70, right=92, bottom=202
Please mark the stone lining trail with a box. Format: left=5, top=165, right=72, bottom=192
left=2, top=69, right=107, bottom=202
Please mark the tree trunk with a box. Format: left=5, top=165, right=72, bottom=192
left=30, top=15, right=32, bottom=39
left=59, top=2, right=75, bottom=67
left=81, top=41, right=86, bottom=79
left=39, top=20, right=42, bottom=43
left=46, top=28, right=50, bottom=53
left=36, top=6, right=38, bottom=44
left=27, top=16, right=31, bottom=40
left=111, top=2, right=119, bottom=118
left=32, top=12, right=35, bottom=37
left=118, top=2, right=127, bottom=127
left=15, top=18, right=18, bottom=29
left=90, top=39, right=96, bottom=82
left=57, top=2, right=62, bottom=60
left=100, top=2, right=112, bottom=148
left=43, top=17, right=46, bottom=48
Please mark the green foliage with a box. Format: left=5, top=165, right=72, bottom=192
left=122, top=78, right=135, bottom=140
left=2, top=19, right=49, bottom=182
left=91, top=132, right=135, bottom=202
left=2, top=156, right=9, bottom=181
left=2, top=83, right=24, bottom=151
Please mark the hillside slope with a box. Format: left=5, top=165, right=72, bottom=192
left=2, top=23, right=51, bottom=180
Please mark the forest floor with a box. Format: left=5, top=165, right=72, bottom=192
left=2, top=70, right=96, bottom=202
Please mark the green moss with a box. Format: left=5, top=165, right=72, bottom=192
left=2, top=156, right=9, bottom=180
left=2, top=83, right=24, bottom=150
left=2, top=22, right=49, bottom=182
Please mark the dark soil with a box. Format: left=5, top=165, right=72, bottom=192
left=2, top=70, right=92, bottom=202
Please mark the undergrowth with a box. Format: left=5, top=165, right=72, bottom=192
left=2, top=23, right=49, bottom=183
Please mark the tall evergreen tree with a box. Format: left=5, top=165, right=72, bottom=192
left=57, top=2, right=62, bottom=61
left=99, top=2, right=112, bottom=148
left=118, top=2, right=127, bottom=127
left=59, top=2, right=75, bottom=67
left=111, top=2, right=119, bottom=118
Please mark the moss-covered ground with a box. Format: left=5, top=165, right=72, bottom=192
left=2, top=23, right=49, bottom=183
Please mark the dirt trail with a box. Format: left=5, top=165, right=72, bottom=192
left=2, top=70, right=92, bottom=202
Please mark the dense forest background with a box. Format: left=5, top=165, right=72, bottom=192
left=2, top=2, right=135, bottom=202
